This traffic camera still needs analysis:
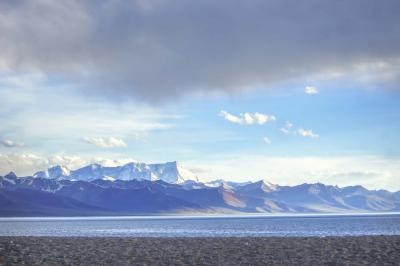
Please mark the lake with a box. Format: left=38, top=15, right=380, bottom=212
left=1, top=213, right=399, bottom=237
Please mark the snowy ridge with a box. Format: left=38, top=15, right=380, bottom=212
left=34, top=165, right=71, bottom=179
left=33, top=161, right=199, bottom=184
left=1, top=171, right=400, bottom=215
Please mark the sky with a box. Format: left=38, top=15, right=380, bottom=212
left=1, top=0, right=400, bottom=190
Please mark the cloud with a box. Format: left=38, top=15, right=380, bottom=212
left=279, top=122, right=319, bottom=139
left=0, top=153, right=49, bottom=176
left=1, top=139, right=24, bottom=148
left=297, top=128, right=319, bottom=139
left=0, top=0, right=399, bottom=101
left=87, top=157, right=137, bottom=168
left=189, top=167, right=211, bottom=174
left=305, top=86, right=319, bottom=94
left=48, top=155, right=90, bottom=170
left=279, top=123, right=319, bottom=139
left=329, top=171, right=380, bottom=180
left=82, top=137, right=127, bottom=148
left=0, top=153, right=138, bottom=176
left=0, top=72, right=173, bottom=153
left=263, top=137, right=271, bottom=144
left=280, top=121, right=293, bottom=134
left=220, top=110, right=276, bottom=125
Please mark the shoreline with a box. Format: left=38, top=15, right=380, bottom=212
left=1, top=236, right=400, bottom=265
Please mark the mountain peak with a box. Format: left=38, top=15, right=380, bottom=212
left=257, top=180, right=278, bottom=192
left=32, top=161, right=198, bottom=184
left=33, top=165, right=70, bottom=179
left=5, top=171, right=18, bottom=179
left=237, top=179, right=278, bottom=194
left=50, top=165, right=70, bottom=174
left=90, top=163, right=101, bottom=168
left=148, top=160, right=198, bottom=183
left=341, top=185, right=369, bottom=195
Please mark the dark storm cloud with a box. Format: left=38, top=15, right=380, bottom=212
left=0, top=0, right=399, bottom=101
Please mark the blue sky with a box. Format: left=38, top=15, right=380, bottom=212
left=1, top=73, right=399, bottom=190
left=0, top=0, right=400, bottom=190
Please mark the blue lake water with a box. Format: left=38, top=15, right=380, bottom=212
left=0, top=213, right=399, bottom=237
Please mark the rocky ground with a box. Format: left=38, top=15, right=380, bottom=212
left=1, top=236, right=399, bottom=265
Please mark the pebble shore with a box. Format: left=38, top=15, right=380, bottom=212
left=1, top=236, right=400, bottom=265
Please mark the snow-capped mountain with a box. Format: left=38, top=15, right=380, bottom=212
left=33, top=161, right=198, bottom=184
left=237, top=180, right=279, bottom=193
left=204, top=179, right=252, bottom=189
left=34, top=165, right=71, bottom=179
left=1, top=171, right=400, bottom=216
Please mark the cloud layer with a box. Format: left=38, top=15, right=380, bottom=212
left=1, top=0, right=399, bottom=101
left=0, top=153, right=136, bottom=176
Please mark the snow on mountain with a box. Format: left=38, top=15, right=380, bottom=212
left=205, top=179, right=252, bottom=189
left=101, top=176, right=116, bottom=181
left=1, top=172, right=18, bottom=187
left=2, top=171, right=400, bottom=215
left=34, top=165, right=71, bottom=179
left=237, top=180, right=279, bottom=194
left=260, top=180, right=279, bottom=192
left=33, top=161, right=199, bottom=184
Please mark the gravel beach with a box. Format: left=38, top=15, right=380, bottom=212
left=1, top=236, right=400, bottom=265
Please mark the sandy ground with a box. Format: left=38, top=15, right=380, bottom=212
left=0, top=236, right=399, bottom=265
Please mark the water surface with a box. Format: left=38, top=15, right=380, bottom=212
left=1, top=213, right=399, bottom=237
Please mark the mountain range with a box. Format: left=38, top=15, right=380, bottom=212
left=1, top=161, right=399, bottom=216
left=33, top=161, right=198, bottom=183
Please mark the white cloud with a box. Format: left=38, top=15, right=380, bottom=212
left=0, top=153, right=49, bottom=176
left=263, top=137, right=271, bottom=144
left=219, top=110, right=242, bottom=124
left=297, top=128, right=319, bottom=139
left=0, top=72, right=175, bottom=154
left=219, top=110, right=276, bottom=125
left=279, top=123, right=319, bottom=139
left=280, top=121, right=293, bottom=134
left=280, top=129, right=289, bottom=134
left=0, top=153, right=137, bottom=176
left=92, top=158, right=137, bottom=167
left=48, top=155, right=90, bottom=170
left=82, top=137, right=127, bottom=148
left=305, top=86, right=319, bottom=94
left=1, top=139, right=24, bottom=148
